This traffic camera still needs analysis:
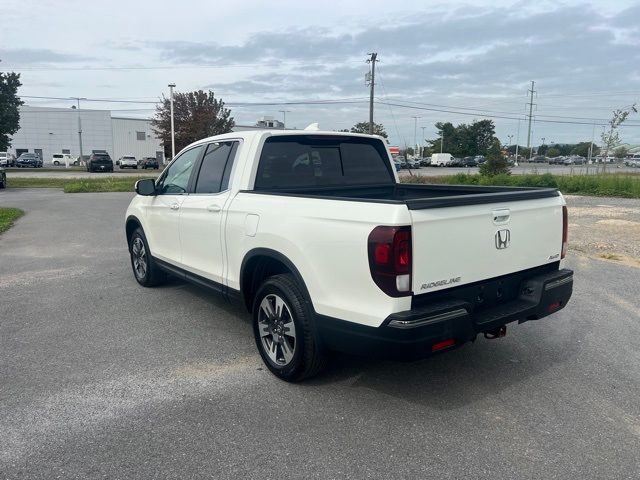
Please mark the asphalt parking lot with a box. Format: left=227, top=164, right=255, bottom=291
left=1, top=188, right=639, bottom=479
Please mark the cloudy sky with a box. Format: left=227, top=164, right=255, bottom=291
left=2, top=0, right=640, bottom=147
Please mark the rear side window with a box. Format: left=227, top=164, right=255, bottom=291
left=194, top=141, right=239, bottom=194
left=254, top=136, right=393, bottom=190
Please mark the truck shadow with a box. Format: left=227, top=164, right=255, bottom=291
left=306, top=322, right=583, bottom=410
left=156, top=276, right=583, bottom=410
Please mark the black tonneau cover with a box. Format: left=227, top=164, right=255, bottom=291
left=244, top=183, right=559, bottom=210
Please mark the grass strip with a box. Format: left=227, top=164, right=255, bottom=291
left=7, top=176, right=153, bottom=193
left=401, top=173, right=640, bottom=198
left=0, top=207, right=24, bottom=234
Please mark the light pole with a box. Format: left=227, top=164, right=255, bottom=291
left=421, top=126, right=426, bottom=157
left=411, top=116, right=421, bottom=158
left=440, top=132, right=444, bottom=153
left=70, top=97, right=86, bottom=166
left=279, top=110, right=290, bottom=129
left=168, top=83, right=176, bottom=161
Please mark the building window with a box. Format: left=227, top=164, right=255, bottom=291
left=136, top=131, right=146, bottom=141
left=62, top=149, right=70, bottom=154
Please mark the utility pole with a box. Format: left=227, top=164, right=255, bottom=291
left=514, top=120, right=520, bottom=167
left=366, top=52, right=378, bottom=135
left=279, top=110, right=290, bottom=129
left=70, top=97, right=86, bottom=166
left=168, top=83, right=176, bottom=161
left=541, top=137, right=545, bottom=153
left=587, top=123, right=595, bottom=174
left=526, top=80, right=536, bottom=151
left=421, top=126, right=426, bottom=157
left=507, top=134, right=513, bottom=147
left=412, top=116, right=420, bottom=157
left=440, top=132, right=444, bottom=153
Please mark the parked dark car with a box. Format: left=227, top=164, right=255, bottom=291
left=16, top=153, right=43, bottom=168
left=474, top=155, right=486, bottom=164
left=460, top=156, right=478, bottom=167
left=86, top=153, right=114, bottom=172
left=0, top=167, right=6, bottom=188
left=140, top=157, right=159, bottom=170
left=448, top=157, right=463, bottom=167
left=548, top=156, right=564, bottom=165
left=531, top=155, right=548, bottom=163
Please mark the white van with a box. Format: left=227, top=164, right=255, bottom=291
left=0, top=152, right=16, bottom=167
left=431, top=153, right=454, bottom=167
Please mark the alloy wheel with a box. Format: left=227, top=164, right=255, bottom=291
left=257, top=294, right=297, bottom=366
left=131, top=237, right=147, bottom=280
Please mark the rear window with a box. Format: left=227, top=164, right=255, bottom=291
left=254, top=135, right=393, bottom=190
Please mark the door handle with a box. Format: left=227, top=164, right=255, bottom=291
left=207, top=204, right=222, bottom=213
left=170, top=203, right=180, bottom=210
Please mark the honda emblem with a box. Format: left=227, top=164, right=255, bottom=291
left=495, top=229, right=511, bottom=249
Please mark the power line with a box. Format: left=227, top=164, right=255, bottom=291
left=374, top=101, right=640, bottom=127
left=17, top=94, right=640, bottom=128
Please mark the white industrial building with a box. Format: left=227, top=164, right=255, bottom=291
left=9, top=106, right=164, bottom=163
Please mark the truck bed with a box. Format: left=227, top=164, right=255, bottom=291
left=248, top=183, right=559, bottom=209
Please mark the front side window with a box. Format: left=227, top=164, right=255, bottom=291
left=158, top=146, right=202, bottom=194
left=194, top=141, right=239, bottom=194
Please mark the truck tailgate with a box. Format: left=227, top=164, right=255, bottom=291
left=410, top=196, right=565, bottom=295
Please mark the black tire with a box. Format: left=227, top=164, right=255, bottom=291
left=252, top=274, right=326, bottom=382
left=134, top=166, right=138, bottom=169
left=129, top=227, right=166, bottom=287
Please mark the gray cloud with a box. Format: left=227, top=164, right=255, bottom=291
left=155, top=3, right=640, bottom=102
left=0, top=48, right=96, bottom=64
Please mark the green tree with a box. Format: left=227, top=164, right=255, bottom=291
left=546, top=147, right=560, bottom=158
left=555, top=144, right=574, bottom=156
left=614, top=146, right=629, bottom=158
left=571, top=142, right=598, bottom=157
left=428, top=120, right=496, bottom=157
left=350, top=122, right=388, bottom=138
left=479, top=140, right=510, bottom=176
left=152, top=89, right=234, bottom=157
left=0, top=72, right=23, bottom=151
left=600, top=104, right=637, bottom=170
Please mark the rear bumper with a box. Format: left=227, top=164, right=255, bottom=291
left=317, top=268, right=573, bottom=360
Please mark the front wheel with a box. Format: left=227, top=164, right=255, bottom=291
left=253, top=274, right=326, bottom=382
left=129, top=228, right=166, bottom=287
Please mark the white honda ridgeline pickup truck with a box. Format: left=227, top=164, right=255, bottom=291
left=125, top=130, right=573, bottom=381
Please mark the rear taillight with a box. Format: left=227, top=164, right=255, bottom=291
left=561, top=206, right=568, bottom=259
left=368, top=226, right=412, bottom=297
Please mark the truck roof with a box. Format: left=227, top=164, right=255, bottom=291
left=185, top=129, right=386, bottom=151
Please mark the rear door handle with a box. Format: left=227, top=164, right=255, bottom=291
left=170, top=203, right=180, bottom=211
left=207, top=204, right=222, bottom=213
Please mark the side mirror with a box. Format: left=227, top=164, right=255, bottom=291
left=135, top=178, right=157, bottom=196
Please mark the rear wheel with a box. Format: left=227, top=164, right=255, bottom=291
left=129, top=228, right=166, bottom=287
left=253, top=274, right=326, bottom=382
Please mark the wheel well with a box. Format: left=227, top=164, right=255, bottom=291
left=125, top=217, right=141, bottom=245
left=241, top=255, right=293, bottom=313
